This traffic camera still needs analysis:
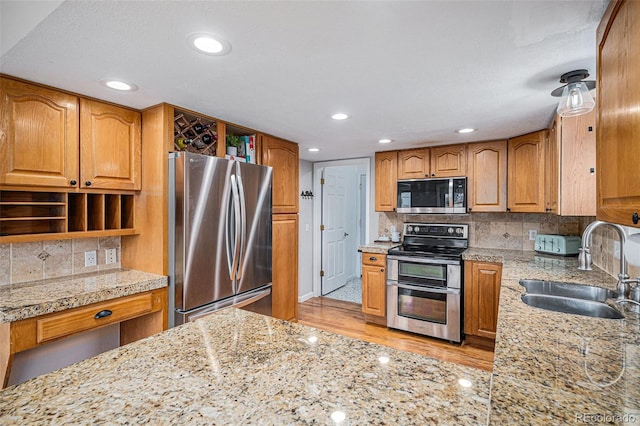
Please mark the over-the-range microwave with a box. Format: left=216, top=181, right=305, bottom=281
left=397, top=177, right=467, bottom=214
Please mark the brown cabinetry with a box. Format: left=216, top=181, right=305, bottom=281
left=1, top=287, right=167, bottom=388
left=466, top=140, right=507, bottom=212
left=596, top=0, right=640, bottom=227
left=507, top=130, right=546, bottom=213
left=397, top=148, right=429, bottom=179
left=361, top=253, right=386, bottom=320
left=464, top=261, right=502, bottom=342
left=260, top=135, right=299, bottom=214
left=80, top=99, right=141, bottom=190
left=430, top=144, right=467, bottom=177
left=272, top=214, right=299, bottom=321
left=0, top=77, right=79, bottom=188
left=545, top=120, right=559, bottom=214
left=374, top=151, right=397, bottom=212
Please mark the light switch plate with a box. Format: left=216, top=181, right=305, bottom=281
left=85, top=250, right=97, bottom=267
left=528, top=230, right=537, bottom=241
left=105, top=248, right=117, bottom=264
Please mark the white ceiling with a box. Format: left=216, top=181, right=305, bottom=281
left=0, top=0, right=607, bottom=161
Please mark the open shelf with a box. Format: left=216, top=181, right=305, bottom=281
left=173, top=109, right=218, bottom=156
left=0, top=190, right=136, bottom=242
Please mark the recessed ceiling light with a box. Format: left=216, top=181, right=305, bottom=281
left=456, top=128, right=476, bottom=134
left=331, top=113, right=349, bottom=120
left=308, top=148, right=320, bottom=152
left=378, top=139, right=392, bottom=144
left=100, top=79, right=138, bottom=91
left=187, top=32, right=231, bottom=56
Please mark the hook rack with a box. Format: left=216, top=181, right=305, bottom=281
left=301, top=190, right=314, bottom=199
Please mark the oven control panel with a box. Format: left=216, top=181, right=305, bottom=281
left=403, top=223, right=468, bottom=239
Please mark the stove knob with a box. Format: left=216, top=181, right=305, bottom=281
left=448, top=227, right=454, bottom=234
left=456, top=228, right=462, bottom=234
left=407, top=226, right=413, bottom=233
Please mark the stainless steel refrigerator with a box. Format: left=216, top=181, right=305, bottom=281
left=168, top=151, right=273, bottom=327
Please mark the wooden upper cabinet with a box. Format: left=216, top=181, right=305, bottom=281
left=507, top=130, right=546, bottom=213
left=80, top=99, right=141, bottom=190
left=260, top=135, right=299, bottom=214
left=430, top=144, right=466, bottom=177
left=0, top=77, right=79, bottom=188
left=374, top=151, right=397, bottom=211
left=596, top=0, right=640, bottom=227
left=545, top=120, right=559, bottom=214
left=466, top=140, right=507, bottom=212
left=398, top=148, right=429, bottom=179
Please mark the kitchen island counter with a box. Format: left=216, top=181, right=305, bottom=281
left=0, top=307, right=492, bottom=424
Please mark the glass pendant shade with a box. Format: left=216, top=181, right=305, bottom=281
left=556, top=81, right=595, bottom=117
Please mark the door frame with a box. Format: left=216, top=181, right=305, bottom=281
left=312, top=158, right=371, bottom=298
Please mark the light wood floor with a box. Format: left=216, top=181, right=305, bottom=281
left=298, top=297, right=494, bottom=372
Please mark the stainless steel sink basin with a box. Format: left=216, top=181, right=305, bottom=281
left=519, top=279, right=617, bottom=302
left=521, top=294, right=624, bottom=319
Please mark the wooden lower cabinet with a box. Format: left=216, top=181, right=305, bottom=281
left=361, top=253, right=386, bottom=322
left=272, top=214, right=299, bottom=321
left=464, top=261, right=502, bottom=342
left=1, top=287, right=167, bottom=388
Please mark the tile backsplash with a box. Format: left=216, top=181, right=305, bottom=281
left=378, top=212, right=640, bottom=280
left=0, top=237, right=121, bottom=286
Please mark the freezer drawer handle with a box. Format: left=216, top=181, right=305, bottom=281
left=94, top=310, right=113, bottom=319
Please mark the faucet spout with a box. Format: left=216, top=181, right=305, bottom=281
left=578, top=220, right=629, bottom=298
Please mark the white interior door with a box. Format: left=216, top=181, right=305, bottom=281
left=321, top=168, right=349, bottom=295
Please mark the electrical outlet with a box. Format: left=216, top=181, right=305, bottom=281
left=528, top=230, right=538, bottom=241
left=84, top=250, right=97, bottom=267
left=614, top=241, right=621, bottom=260
left=105, top=248, right=117, bottom=265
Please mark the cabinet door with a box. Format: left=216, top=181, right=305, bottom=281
left=507, top=131, right=546, bottom=212
left=80, top=99, right=141, bottom=190
left=362, top=263, right=386, bottom=317
left=374, top=151, right=397, bottom=211
left=272, top=214, right=298, bottom=321
left=430, top=144, right=466, bottom=177
left=466, top=140, right=507, bottom=212
left=260, top=135, right=299, bottom=214
left=545, top=121, right=559, bottom=214
left=596, top=0, right=640, bottom=227
left=397, top=148, right=429, bottom=179
left=0, top=78, right=79, bottom=188
left=464, top=261, right=502, bottom=340
left=559, top=111, right=596, bottom=216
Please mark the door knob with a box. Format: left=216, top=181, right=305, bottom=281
left=344, top=232, right=349, bottom=238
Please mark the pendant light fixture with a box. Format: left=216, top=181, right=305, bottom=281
left=551, top=69, right=596, bottom=117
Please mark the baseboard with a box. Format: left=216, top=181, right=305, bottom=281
left=298, top=292, right=315, bottom=303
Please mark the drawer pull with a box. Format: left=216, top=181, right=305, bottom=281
left=369, top=256, right=377, bottom=261
left=94, top=309, right=113, bottom=319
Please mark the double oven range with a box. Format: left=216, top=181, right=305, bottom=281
left=386, top=223, right=468, bottom=343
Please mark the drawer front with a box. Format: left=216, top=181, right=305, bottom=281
left=37, top=293, right=153, bottom=343
left=362, top=253, right=386, bottom=268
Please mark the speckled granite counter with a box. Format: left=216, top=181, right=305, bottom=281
left=0, top=307, right=492, bottom=424
left=463, top=248, right=640, bottom=424
left=358, top=241, right=400, bottom=254
left=0, top=269, right=167, bottom=322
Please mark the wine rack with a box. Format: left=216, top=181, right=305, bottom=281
left=0, top=190, right=136, bottom=242
left=173, top=109, right=218, bottom=156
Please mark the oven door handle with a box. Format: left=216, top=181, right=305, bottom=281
left=394, top=282, right=460, bottom=295
left=387, top=255, right=461, bottom=266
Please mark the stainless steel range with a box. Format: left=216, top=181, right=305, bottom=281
left=386, top=223, right=468, bottom=343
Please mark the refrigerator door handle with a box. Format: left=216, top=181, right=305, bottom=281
left=236, top=172, right=247, bottom=279
left=230, top=174, right=242, bottom=286
left=225, top=175, right=234, bottom=281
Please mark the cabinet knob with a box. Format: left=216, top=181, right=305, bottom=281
left=380, top=269, right=384, bottom=272
left=468, top=207, right=472, bottom=212
left=369, top=256, right=377, bottom=261
left=85, top=181, right=92, bottom=187
left=70, top=179, right=77, bottom=186
left=506, top=208, right=511, bottom=212
left=431, top=173, right=435, bottom=177
left=633, top=212, right=639, bottom=225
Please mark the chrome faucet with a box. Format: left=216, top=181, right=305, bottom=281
left=578, top=220, right=630, bottom=299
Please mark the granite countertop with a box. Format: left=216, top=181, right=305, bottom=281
left=358, top=241, right=400, bottom=254
left=0, top=269, right=168, bottom=322
left=0, top=307, right=492, bottom=424
left=463, top=248, right=640, bottom=424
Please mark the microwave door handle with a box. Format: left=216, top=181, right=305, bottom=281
left=395, top=283, right=460, bottom=295
left=448, top=179, right=454, bottom=208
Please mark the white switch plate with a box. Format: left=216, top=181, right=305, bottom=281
left=614, top=241, right=621, bottom=260
left=85, top=250, right=97, bottom=267
left=528, top=230, right=538, bottom=241
left=105, top=248, right=117, bottom=264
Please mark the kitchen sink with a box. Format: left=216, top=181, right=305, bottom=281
left=519, top=279, right=617, bottom=302
left=521, top=294, right=624, bottom=319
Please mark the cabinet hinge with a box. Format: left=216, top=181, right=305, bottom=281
left=320, top=224, right=325, bottom=231
left=320, top=178, right=325, bottom=185
left=320, top=270, right=325, bottom=277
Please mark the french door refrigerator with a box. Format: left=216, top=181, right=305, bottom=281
left=169, top=151, right=273, bottom=327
